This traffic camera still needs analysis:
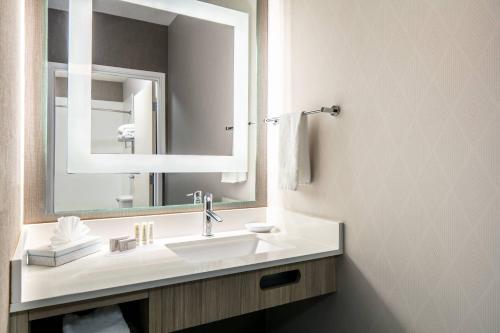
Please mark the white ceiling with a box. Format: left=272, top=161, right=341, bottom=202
left=48, top=0, right=178, bottom=26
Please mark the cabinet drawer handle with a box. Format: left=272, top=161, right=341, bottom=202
left=259, top=269, right=301, bottom=290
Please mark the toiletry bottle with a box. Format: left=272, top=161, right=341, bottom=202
left=148, top=222, right=154, bottom=244
left=142, top=222, right=148, bottom=245
left=134, top=223, right=141, bottom=245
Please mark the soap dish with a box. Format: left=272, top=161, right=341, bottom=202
left=245, top=223, right=275, bottom=233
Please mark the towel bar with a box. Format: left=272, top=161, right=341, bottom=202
left=264, top=105, right=341, bottom=125
left=225, top=121, right=256, bottom=131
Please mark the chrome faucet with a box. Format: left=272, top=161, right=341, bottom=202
left=186, top=190, right=203, bottom=204
left=202, top=192, right=223, bottom=236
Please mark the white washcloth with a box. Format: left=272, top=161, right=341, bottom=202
left=117, top=123, right=135, bottom=135
left=278, top=112, right=311, bottom=190
left=221, top=172, right=247, bottom=183
left=63, top=305, right=130, bottom=333
left=50, top=216, right=90, bottom=248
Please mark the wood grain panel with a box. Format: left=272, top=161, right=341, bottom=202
left=0, top=1, right=25, bottom=332
left=240, top=258, right=335, bottom=313
left=148, top=289, right=162, bottom=333
left=23, top=0, right=49, bottom=224
left=163, top=280, right=203, bottom=331
left=201, top=274, right=242, bottom=323
left=162, top=257, right=335, bottom=332
left=241, top=264, right=304, bottom=312
left=304, top=256, right=336, bottom=296
left=8, top=312, right=29, bottom=333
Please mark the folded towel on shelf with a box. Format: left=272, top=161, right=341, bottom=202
left=221, top=172, right=247, bottom=183
left=117, top=123, right=135, bottom=135
left=117, top=132, right=135, bottom=142
left=117, top=124, right=135, bottom=143
left=278, top=112, right=311, bottom=191
left=62, top=305, right=130, bottom=333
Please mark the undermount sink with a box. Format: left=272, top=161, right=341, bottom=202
left=166, top=234, right=284, bottom=263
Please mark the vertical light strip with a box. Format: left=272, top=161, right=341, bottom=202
left=67, top=0, right=93, bottom=172
left=19, top=0, right=26, bottom=225
left=267, top=0, right=285, bottom=206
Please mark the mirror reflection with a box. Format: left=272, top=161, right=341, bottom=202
left=90, top=1, right=235, bottom=156
left=49, top=0, right=236, bottom=157
left=46, top=0, right=257, bottom=213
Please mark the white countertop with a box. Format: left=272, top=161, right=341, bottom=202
left=10, top=208, right=343, bottom=312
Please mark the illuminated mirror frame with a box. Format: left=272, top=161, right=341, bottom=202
left=67, top=0, right=249, bottom=173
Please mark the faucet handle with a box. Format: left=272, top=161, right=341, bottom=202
left=204, top=192, right=213, bottom=202
left=206, top=209, right=223, bottom=223
left=186, top=190, right=203, bottom=204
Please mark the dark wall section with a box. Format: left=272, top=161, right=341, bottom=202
left=166, top=15, right=234, bottom=156
left=48, top=9, right=168, bottom=74
left=92, top=12, right=168, bottom=73
left=47, top=9, right=68, bottom=64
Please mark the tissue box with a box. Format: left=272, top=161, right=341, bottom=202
left=27, top=236, right=102, bottom=267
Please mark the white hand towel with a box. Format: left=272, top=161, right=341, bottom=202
left=278, top=112, right=311, bottom=191
left=221, top=172, right=247, bottom=183
left=117, top=123, right=135, bottom=135
left=117, top=132, right=135, bottom=142
left=63, top=305, right=130, bottom=333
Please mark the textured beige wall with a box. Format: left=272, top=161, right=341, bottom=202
left=0, top=1, right=24, bottom=332
left=268, top=0, right=500, bottom=332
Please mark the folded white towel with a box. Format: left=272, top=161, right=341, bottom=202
left=278, top=112, right=311, bottom=190
left=63, top=305, right=130, bottom=333
left=117, top=132, right=135, bottom=142
left=221, top=172, right=247, bottom=183
left=117, top=123, right=135, bottom=135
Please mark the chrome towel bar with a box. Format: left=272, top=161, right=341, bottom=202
left=264, top=105, right=341, bottom=125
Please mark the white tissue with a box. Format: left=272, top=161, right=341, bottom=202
left=50, top=216, right=90, bottom=248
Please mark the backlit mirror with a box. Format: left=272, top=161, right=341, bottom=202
left=58, top=0, right=250, bottom=173
left=46, top=0, right=258, bottom=212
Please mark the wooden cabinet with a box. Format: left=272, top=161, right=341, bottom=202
left=160, top=257, right=336, bottom=332
left=9, top=257, right=336, bottom=333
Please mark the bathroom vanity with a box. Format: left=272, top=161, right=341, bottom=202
left=9, top=208, right=343, bottom=332
left=9, top=1, right=345, bottom=331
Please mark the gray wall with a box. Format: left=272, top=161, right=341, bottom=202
left=267, top=0, right=500, bottom=332
left=166, top=15, right=234, bottom=156
left=165, top=15, right=235, bottom=205
left=55, top=77, right=123, bottom=102
left=47, top=8, right=68, bottom=64
left=48, top=9, right=168, bottom=74
left=165, top=173, right=228, bottom=205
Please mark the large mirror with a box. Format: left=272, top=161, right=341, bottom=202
left=58, top=0, right=249, bottom=173
left=46, top=0, right=258, bottom=212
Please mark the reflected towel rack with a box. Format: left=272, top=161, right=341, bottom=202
left=92, top=107, right=132, bottom=115
left=264, top=105, right=341, bottom=125
left=225, top=121, right=256, bottom=131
